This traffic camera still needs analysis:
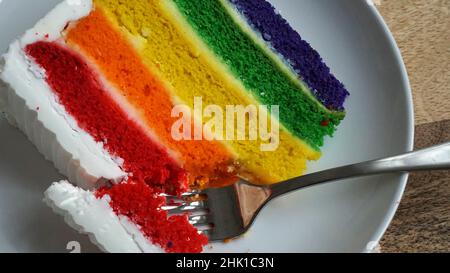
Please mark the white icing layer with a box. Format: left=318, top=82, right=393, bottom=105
left=45, top=181, right=163, bottom=253
left=0, top=0, right=126, bottom=188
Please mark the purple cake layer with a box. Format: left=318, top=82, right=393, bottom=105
left=229, top=0, right=349, bottom=111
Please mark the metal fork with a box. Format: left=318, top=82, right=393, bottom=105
left=162, top=142, right=450, bottom=241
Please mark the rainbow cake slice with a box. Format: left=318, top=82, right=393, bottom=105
left=0, top=0, right=349, bottom=253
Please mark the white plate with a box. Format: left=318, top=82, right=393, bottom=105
left=0, top=0, right=413, bottom=252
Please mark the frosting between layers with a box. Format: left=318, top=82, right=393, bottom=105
left=0, top=0, right=126, bottom=186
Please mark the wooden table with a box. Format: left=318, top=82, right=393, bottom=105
left=376, top=0, right=450, bottom=252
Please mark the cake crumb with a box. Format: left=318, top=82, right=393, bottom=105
left=320, top=120, right=330, bottom=127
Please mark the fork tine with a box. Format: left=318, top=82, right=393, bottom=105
left=187, top=209, right=210, bottom=217
left=193, top=223, right=214, bottom=231
left=161, top=192, right=207, bottom=206
left=161, top=191, right=202, bottom=199
left=200, top=230, right=212, bottom=237
left=162, top=200, right=207, bottom=215
left=189, top=214, right=213, bottom=225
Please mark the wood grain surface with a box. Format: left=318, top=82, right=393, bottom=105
left=380, top=120, right=450, bottom=252
left=376, top=0, right=450, bottom=252
left=377, top=0, right=450, bottom=125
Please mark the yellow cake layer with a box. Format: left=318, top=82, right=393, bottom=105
left=94, top=0, right=321, bottom=184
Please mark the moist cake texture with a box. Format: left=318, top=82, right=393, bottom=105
left=0, top=0, right=349, bottom=253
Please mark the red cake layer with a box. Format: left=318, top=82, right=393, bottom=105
left=25, top=41, right=188, bottom=195
left=26, top=41, right=206, bottom=252
left=96, top=180, right=208, bottom=253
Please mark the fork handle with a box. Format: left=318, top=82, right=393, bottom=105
left=270, top=142, right=450, bottom=199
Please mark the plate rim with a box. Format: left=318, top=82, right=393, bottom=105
left=364, top=2, right=415, bottom=251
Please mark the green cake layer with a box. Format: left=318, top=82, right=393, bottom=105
left=172, top=0, right=345, bottom=150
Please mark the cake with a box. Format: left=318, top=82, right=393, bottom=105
left=0, top=0, right=349, bottom=253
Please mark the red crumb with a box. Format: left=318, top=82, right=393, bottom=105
left=96, top=181, right=208, bottom=253
left=25, top=41, right=187, bottom=195
left=320, top=120, right=330, bottom=127
left=44, top=34, right=49, bottom=39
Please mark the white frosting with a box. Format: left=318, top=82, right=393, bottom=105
left=21, top=0, right=92, bottom=45
left=45, top=181, right=164, bottom=253
left=0, top=0, right=126, bottom=187
left=118, top=216, right=165, bottom=253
